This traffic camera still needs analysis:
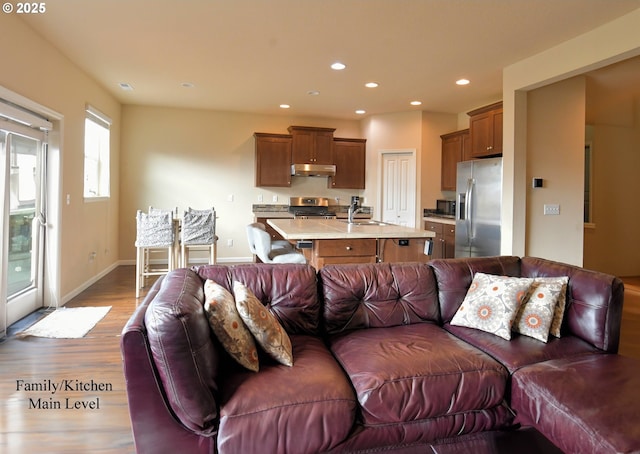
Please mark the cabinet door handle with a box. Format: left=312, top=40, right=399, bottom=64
left=346, top=246, right=352, bottom=251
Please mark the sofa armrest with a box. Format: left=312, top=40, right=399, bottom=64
left=520, top=257, right=624, bottom=353
left=121, top=276, right=217, bottom=453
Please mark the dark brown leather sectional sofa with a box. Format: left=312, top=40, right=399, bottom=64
left=121, top=256, right=640, bottom=453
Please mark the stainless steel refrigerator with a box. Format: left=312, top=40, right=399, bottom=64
left=455, top=157, right=502, bottom=257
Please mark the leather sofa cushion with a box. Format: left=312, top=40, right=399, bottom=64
left=332, top=403, right=516, bottom=452
left=217, top=335, right=357, bottom=454
left=511, top=354, right=640, bottom=454
left=429, top=256, right=521, bottom=323
left=196, top=263, right=321, bottom=336
left=329, top=323, right=509, bottom=426
left=445, top=323, right=599, bottom=374
left=145, top=268, right=220, bottom=435
left=320, top=262, right=440, bottom=334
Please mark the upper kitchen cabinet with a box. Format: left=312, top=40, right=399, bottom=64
left=288, top=126, right=336, bottom=165
left=254, top=133, right=292, bottom=187
left=330, top=138, right=366, bottom=189
left=468, top=101, right=503, bottom=158
left=440, top=129, right=469, bottom=191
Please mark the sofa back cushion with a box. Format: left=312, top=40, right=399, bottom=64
left=520, top=256, right=624, bottom=352
left=196, top=263, right=321, bottom=336
left=144, top=268, right=220, bottom=435
left=320, top=262, right=439, bottom=334
left=429, top=256, right=522, bottom=323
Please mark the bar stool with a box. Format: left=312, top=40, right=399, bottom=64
left=246, top=222, right=293, bottom=255
left=135, top=209, right=176, bottom=298
left=181, top=207, right=218, bottom=267
left=246, top=223, right=306, bottom=264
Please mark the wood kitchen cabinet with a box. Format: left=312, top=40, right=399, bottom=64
left=254, top=133, right=292, bottom=187
left=311, top=238, right=377, bottom=269
left=424, top=220, right=455, bottom=259
left=330, top=137, right=366, bottom=189
left=468, top=101, right=503, bottom=158
left=288, top=126, right=335, bottom=165
left=440, top=129, right=469, bottom=191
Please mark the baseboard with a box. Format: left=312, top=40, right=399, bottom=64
left=119, top=257, right=254, bottom=266
left=61, top=262, right=120, bottom=305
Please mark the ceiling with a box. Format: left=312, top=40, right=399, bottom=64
left=18, top=0, right=640, bottom=120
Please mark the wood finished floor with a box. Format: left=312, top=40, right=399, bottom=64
left=1, top=266, right=640, bottom=453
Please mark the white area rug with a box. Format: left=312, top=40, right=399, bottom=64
left=16, top=306, right=112, bottom=339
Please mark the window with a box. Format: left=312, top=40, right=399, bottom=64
left=584, top=141, right=593, bottom=224
left=84, top=105, right=111, bottom=199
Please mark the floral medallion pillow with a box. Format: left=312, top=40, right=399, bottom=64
left=233, top=281, right=293, bottom=367
left=450, top=272, right=534, bottom=340
left=203, top=279, right=259, bottom=372
left=538, top=276, right=569, bottom=337
left=513, top=277, right=567, bottom=342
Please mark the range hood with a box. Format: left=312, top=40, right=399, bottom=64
left=291, top=163, right=336, bottom=177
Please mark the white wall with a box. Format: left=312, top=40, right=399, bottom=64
left=360, top=110, right=457, bottom=227
left=502, top=8, right=640, bottom=264
left=525, top=77, right=586, bottom=264
left=584, top=95, right=640, bottom=276
left=119, top=105, right=362, bottom=262
left=361, top=111, right=423, bottom=225
left=1, top=14, right=121, bottom=301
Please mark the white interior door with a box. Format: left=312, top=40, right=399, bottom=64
left=381, top=151, right=416, bottom=227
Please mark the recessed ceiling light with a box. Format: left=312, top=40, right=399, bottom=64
left=410, top=101, right=422, bottom=106
left=365, top=82, right=379, bottom=88
left=355, top=110, right=366, bottom=115
left=280, top=104, right=291, bottom=109
left=331, top=62, right=346, bottom=70
left=118, top=82, right=134, bottom=91
left=307, top=90, right=320, bottom=96
left=456, top=79, right=470, bottom=86
left=181, top=82, right=195, bottom=88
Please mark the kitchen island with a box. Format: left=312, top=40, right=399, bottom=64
left=267, top=218, right=435, bottom=269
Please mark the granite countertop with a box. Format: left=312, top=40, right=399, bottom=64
left=423, top=216, right=456, bottom=225
left=267, top=218, right=435, bottom=240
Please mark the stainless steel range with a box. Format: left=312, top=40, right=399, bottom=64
left=288, top=197, right=336, bottom=219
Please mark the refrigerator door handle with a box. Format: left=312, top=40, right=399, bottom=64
left=456, top=191, right=465, bottom=220
left=467, top=178, right=474, bottom=241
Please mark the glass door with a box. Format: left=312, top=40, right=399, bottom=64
left=1, top=127, right=46, bottom=326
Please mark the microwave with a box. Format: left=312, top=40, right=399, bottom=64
left=436, top=199, right=456, bottom=216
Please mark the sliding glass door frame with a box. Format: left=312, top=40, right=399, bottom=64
left=0, top=87, right=62, bottom=338
left=1, top=124, right=46, bottom=326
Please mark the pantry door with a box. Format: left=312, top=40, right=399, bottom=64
left=380, top=150, right=416, bottom=227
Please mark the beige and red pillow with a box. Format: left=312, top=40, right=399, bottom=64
left=450, top=272, right=534, bottom=340
left=536, top=276, right=569, bottom=338
left=233, top=281, right=293, bottom=367
left=513, top=277, right=567, bottom=342
left=203, top=279, right=259, bottom=372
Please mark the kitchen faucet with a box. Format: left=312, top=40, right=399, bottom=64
left=348, top=203, right=364, bottom=223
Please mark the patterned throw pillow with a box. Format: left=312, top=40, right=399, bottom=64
left=450, top=273, right=534, bottom=340
left=203, top=280, right=259, bottom=372
left=233, top=281, right=293, bottom=367
left=538, top=276, right=569, bottom=337
left=513, top=278, right=567, bottom=342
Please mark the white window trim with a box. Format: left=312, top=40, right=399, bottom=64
left=83, top=104, right=111, bottom=200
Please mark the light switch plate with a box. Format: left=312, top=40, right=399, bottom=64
left=544, top=204, right=560, bottom=215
